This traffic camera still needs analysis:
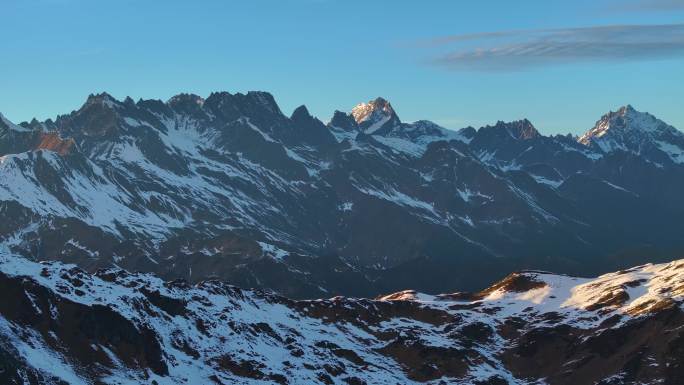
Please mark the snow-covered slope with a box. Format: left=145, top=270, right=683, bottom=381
left=383, top=259, right=684, bottom=326
left=2, top=253, right=684, bottom=384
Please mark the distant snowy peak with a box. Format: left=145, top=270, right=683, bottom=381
left=328, top=103, right=463, bottom=156
left=578, top=105, right=684, bottom=163
left=580, top=105, right=671, bottom=143
left=351, top=97, right=401, bottom=134
left=351, top=97, right=395, bottom=124
left=346, top=97, right=465, bottom=152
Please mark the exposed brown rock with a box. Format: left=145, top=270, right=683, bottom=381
left=34, top=132, right=75, bottom=155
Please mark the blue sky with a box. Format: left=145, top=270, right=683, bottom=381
left=1, top=0, right=683, bottom=134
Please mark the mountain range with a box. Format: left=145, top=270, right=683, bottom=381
left=1, top=92, right=684, bottom=298
left=1, top=253, right=683, bottom=384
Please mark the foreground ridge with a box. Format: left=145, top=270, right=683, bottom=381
left=1, top=254, right=684, bottom=384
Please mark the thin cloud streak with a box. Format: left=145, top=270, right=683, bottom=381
left=426, top=24, right=684, bottom=71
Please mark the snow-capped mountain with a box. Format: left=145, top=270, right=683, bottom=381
left=350, top=97, right=401, bottom=134
left=579, top=105, right=684, bottom=164
left=1, top=92, right=684, bottom=298
left=2, top=253, right=683, bottom=384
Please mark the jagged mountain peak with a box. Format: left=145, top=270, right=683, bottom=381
left=77, top=91, right=286, bottom=119
left=83, top=92, right=122, bottom=110
left=579, top=105, right=675, bottom=144
left=122, top=96, right=135, bottom=105
left=499, top=118, right=539, bottom=140
left=578, top=105, right=684, bottom=163
left=135, top=98, right=171, bottom=116
left=167, top=93, right=206, bottom=108
left=290, top=104, right=313, bottom=121
left=351, top=97, right=401, bottom=133
left=244, top=91, right=283, bottom=115
left=328, top=110, right=358, bottom=131
left=203, top=91, right=286, bottom=122
left=620, top=103, right=636, bottom=113
left=351, top=97, right=395, bottom=123
left=458, top=126, right=477, bottom=142
left=478, top=118, right=541, bottom=141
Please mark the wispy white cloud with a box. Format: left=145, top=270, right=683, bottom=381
left=423, top=24, right=684, bottom=72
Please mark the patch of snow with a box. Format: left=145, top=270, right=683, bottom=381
left=258, top=241, right=289, bottom=260
left=338, top=202, right=353, bottom=211
left=532, top=175, right=562, bottom=188
left=122, top=117, right=143, bottom=127
left=602, top=180, right=638, bottom=196
left=356, top=185, right=435, bottom=214
left=656, top=140, right=684, bottom=164
left=364, top=115, right=391, bottom=134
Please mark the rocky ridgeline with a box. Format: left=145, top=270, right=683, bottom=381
left=1, top=93, right=684, bottom=298
left=1, top=254, right=684, bottom=384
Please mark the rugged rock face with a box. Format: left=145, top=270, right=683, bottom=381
left=1, top=92, right=684, bottom=298
left=1, top=254, right=684, bottom=384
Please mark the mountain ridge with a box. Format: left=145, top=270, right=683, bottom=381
left=1, top=252, right=684, bottom=384
left=7, top=93, right=673, bottom=148
left=0, top=91, right=683, bottom=299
